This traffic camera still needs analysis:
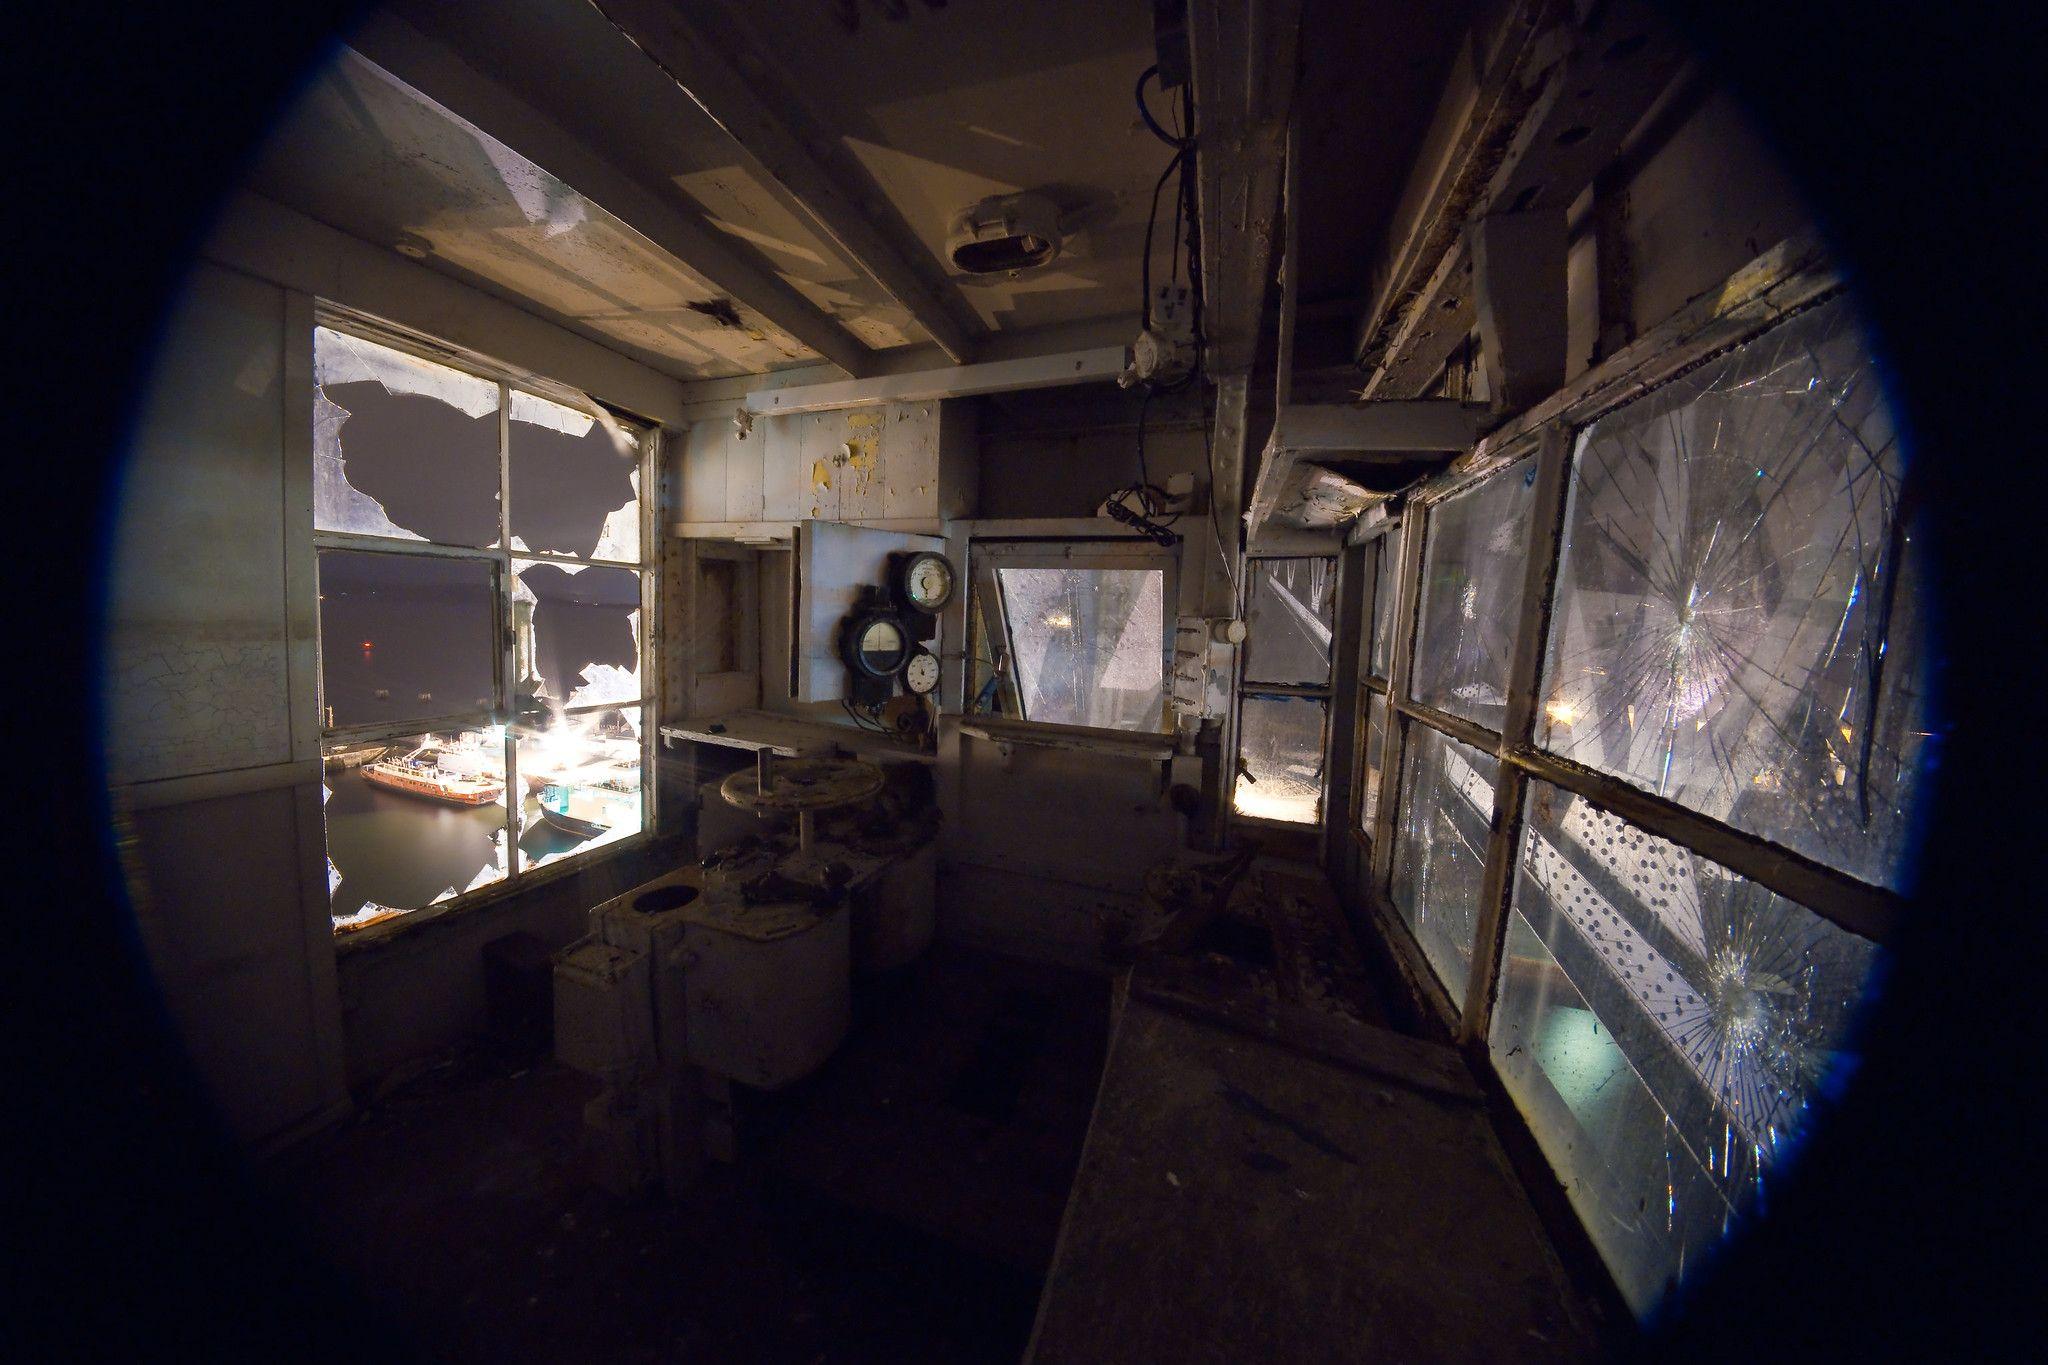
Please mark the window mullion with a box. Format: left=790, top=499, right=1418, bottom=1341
left=497, top=382, right=520, bottom=880
left=1369, top=519, right=1424, bottom=893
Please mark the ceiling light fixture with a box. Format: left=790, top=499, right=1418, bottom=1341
left=945, top=191, right=1062, bottom=275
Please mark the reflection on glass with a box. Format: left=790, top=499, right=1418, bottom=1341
left=1233, top=694, right=1326, bottom=823
left=1243, top=557, right=1335, bottom=685
left=517, top=708, right=645, bottom=872
left=1412, top=462, right=1536, bottom=726
left=509, top=390, right=641, bottom=562
left=1389, top=725, right=1497, bottom=1005
left=1369, top=532, right=1399, bottom=679
left=513, top=560, right=643, bottom=708
left=317, top=549, right=498, bottom=727
left=1361, top=691, right=1388, bottom=831
left=324, top=725, right=510, bottom=932
left=1537, top=296, right=1926, bottom=890
left=997, top=567, right=1164, bottom=731
left=313, top=326, right=501, bottom=545
left=1492, top=779, right=1879, bottom=1314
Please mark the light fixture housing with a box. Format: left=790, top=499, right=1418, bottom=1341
left=945, top=192, right=1062, bottom=274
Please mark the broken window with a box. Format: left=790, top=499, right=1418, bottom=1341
left=1389, top=725, right=1498, bottom=1006
left=1233, top=695, right=1328, bottom=823
left=1491, top=779, right=1879, bottom=1313
left=1536, top=295, right=1927, bottom=889
left=1243, top=557, right=1334, bottom=686
left=1369, top=531, right=1400, bottom=679
left=988, top=563, right=1168, bottom=732
left=1412, top=460, right=1537, bottom=728
left=313, top=320, right=651, bottom=935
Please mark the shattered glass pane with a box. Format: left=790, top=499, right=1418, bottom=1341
left=1389, top=724, right=1498, bottom=1006
left=1243, top=557, right=1335, bottom=686
left=516, top=707, right=645, bottom=872
left=324, top=725, right=510, bottom=933
left=997, top=567, right=1165, bottom=731
left=317, top=550, right=498, bottom=727
left=1370, top=532, right=1400, bottom=679
left=1361, top=691, right=1388, bottom=832
left=1233, top=694, right=1326, bottom=824
left=313, top=327, right=501, bottom=546
left=1537, top=296, right=1928, bottom=889
left=1413, top=460, right=1536, bottom=728
left=1492, top=778, right=1880, bottom=1314
left=513, top=560, right=643, bottom=709
left=509, top=390, right=642, bottom=563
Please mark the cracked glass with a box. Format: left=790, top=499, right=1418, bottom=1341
left=1491, top=778, right=1880, bottom=1314
left=1361, top=691, right=1388, bottom=832
left=512, top=560, right=644, bottom=710
left=1389, top=725, right=1499, bottom=1006
left=1243, top=557, right=1335, bottom=686
left=313, top=327, right=501, bottom=546
left=323, top=724, right=510, bottom=933
left=317, top=549, right=498, bottom=728
left=1369, top=531, right=1400, bottom=679
left=1413, top=460, right=1537, bottom=728
left=1537, top=296, right=1928, bottom=889
left=997, top=567, right=1165, bottom=732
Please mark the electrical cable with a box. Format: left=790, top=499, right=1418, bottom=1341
left=1134, top=66, right=1190, bottom=150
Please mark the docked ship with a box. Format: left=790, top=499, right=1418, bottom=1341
left=362, top=745, right=505, bottom=806
left=537, top=769, right=639, bottom=838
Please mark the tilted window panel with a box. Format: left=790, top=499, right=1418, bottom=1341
left=1388, top=724, right=1499, bottom=1007
left=1411, top=460, right=1538, bottom=729
left=1243, top=557, right=1336, bottom=686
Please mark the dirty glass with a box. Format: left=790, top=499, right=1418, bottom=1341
left=317, top=549, right=498, bottom=727
left=1360, top=691, right=1388, bottom=832
left=997, top=567, right=1165, bottom=731
left=1389, top=725, right=1498, bottom=1006
left=512, top=560, right=643, bottom=709
left=1412, top=460, right=1536, bottom=728
left=1243, top=557, right=1335, bottom=686
left=1536, top=295, right=1927, bottom=889
left=314, top=326, right=501, bottom=546
left=1233, top=694, right=1327, bottom=823
left=1369, top=530, right=1401, bottom=679
left=1491, top=778, right=1880, bottom=1314
left=509, top=390, right=641, bottom=563
left=323, top=724, right=510, bottom=933
left=516, top=707, right=644, bottom=872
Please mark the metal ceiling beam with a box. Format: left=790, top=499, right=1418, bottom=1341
left=742, top=346, right=1128, bottom=415
left=349, top=12, right=873, bottom=379
left=590, top=0, right=980, bottom=365
left=1244, top=400, right=1485, bottom=535
left=1186, top=0, right=1304, bottom=377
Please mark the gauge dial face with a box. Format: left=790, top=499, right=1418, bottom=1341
left=903, top=553, right=955, bottom=611
left=857, top=618, right=906, bottom=675
left=904, top=649, right=940, bottom=694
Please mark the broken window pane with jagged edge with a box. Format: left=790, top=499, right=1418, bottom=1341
left=1389, top=724, right=1498, bottom=1006
left=512, top=560, right=643, bottom=710
left=1233, top=694, right=1327, bottom=823
left=324, top=724, right=511, bottom=934
left=1361, top=690, right=1388, bottom=832
left=313, top=327, right=502, bottom=545
left=509, top=390, right=641, bottom=563
left=1537, top=295, right=1930, bottom=889
left=1369, top=532, right=1401, bottom=678
left=1243, top=557, right=1335, bottom=686
left=516, top=707, right=644, bottom=873
left=1490, top=779, right=1880, bottom=1314
left=997, top=567, right=1165, bottom=731
left=317, top=549, right=498, bottom=728
left=1412, top=460, right=1537, bottom=728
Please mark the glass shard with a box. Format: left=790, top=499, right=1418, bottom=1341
left=1233, top=694, right=1327, bottom=824
left=1413, top=461, right=1537, bottom=728
left=323, top=725, right=510, bottom=931
left=512, top=560, right=643, bottom=709
left=997, top=567, right=1165, bottom=731
left=509, top=390, right=642, bottom=562
left=313, top=327, right=501, bottom=545
left=317, top=549, right=498, bottom=727
left=1492, top=778, right=1880, bottom=1314
left=1243, top=557, right=1335, bottom=686
left=1537, top=295, right=1927, bottom=889
left=1389, top=724, right=1498, bottom=1005
left=517, top=707, right=645, bottom=872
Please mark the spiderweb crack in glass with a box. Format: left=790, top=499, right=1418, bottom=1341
left=1537, top=295, right=1927, bottom=888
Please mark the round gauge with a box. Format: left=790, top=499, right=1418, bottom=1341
left=903, top=648, right=940, bottom=695
left=856, top=617, right=907, bottom=676
left=897, top=551, right=956, bottom=613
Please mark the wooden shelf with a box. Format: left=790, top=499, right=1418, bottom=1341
left=958, top=716, right=1177, bottom=762
left=660, top=709, right=937, bottom=764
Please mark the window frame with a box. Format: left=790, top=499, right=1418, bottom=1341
left=310, top=308, right=659, bottom=944
left=1234, top=555, right=1338, bottom=828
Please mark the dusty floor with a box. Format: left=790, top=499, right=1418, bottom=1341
left=263, top=945, right=1110, bottom=1364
